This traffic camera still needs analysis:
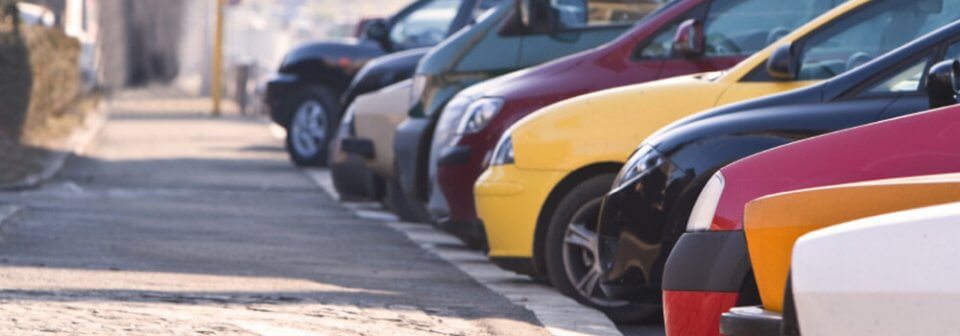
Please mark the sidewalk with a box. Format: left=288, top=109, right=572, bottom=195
left=0, top=88, right=549, bottom=335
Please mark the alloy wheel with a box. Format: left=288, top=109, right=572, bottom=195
left=561, top=198, right=630, bottom=307
left=290, top=100, right=328, bottom=157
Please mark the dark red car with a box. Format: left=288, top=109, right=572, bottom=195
left=662, top=76, right=960, bottom=335
left=428, top=0, right=821, bottom=245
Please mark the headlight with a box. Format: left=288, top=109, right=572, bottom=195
left=457, top=98, right=503, bottom=134
left=686, top=173, right=725, bottom=232
left=490, top=134, right=514, bottom=166
left=613, top=145, right=662, bottom=188
left=410, top=74, right=427, bottom=108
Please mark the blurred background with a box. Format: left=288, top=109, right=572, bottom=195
left=0, top=0, right=408, bottom=184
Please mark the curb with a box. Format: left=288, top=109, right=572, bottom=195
left=303, top=169, right=624, bottom=336
left=0, top=103, right=108, bottom=190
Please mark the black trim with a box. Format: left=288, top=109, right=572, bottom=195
left=341, top=138, right=376, bottom=159
left=662, top=231, right=750, bottom=292
left=720, top=306, right=783, bottom=336
left=436, top=218, right=487, bottom=250
left=438, top=146, right=472, bottom=166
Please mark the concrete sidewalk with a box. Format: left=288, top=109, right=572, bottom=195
left=0, top=88, right=549, bottom=335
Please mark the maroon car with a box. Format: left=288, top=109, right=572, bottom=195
left=429, top=0, right=834, bottom=246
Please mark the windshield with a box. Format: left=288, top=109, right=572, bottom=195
left=797, top=0, right=960, bottom=80
left=390, top=0, right=465, bottom=48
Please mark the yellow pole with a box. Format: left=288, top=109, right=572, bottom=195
left=212, top=0, right=225, bottom=117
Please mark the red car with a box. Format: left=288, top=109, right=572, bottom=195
left=661, top=75, right=960, bottom=335
left=430, top=0, right=823, bottom=244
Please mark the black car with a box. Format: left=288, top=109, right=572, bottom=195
left=596, top=14, right=960, bottom=302
left=265, top=0, right=497, bottom=166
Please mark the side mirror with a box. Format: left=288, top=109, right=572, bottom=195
left=926, top=59, right=960, bottom=109
left=766, top=44, right=797, bottom=80
left=516, top=0, right=552, bottom=32
left=672, top=19, right=703, bottom=58
left=364, top=19, right=390, bottom=48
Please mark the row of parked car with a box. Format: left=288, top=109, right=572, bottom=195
left=264, top=0, right=960, bottom=334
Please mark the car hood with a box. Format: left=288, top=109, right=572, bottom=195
left=509, top=72, right=729, bottom=171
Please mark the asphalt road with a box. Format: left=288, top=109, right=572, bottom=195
left=0, top=88, right=666, bottom=336
left=0, top=89, right=550, bottom=335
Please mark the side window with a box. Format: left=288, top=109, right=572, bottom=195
left=798, top=0, right=960, bottom=81
left=473, top=0, right=502, bottom=19
left=390, top=0, right=464, bottom=48
left=636, top=22, right=681, bottom=59
left=703, top=0, right=841, bottom=57
left=553, top=0, right=668, bottom=29
left=863, top=56, right=932, bottom=95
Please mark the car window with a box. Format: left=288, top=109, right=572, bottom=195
left=390, top=0, right=464, bottom=48
left=637, top=21, right=681, bottom=59
left=703, top=0, right=842, bottom=57
left=473, top=0, right=502, bottom=19
left=798, top=0, right=960, bottom=81
left=553, top=0, right=668, bottom=29
left=864, top=56, right=932, bottom=94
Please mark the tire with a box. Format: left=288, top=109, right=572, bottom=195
left=283, top=86, right=339, bottom=167
left=385, top=179, right=433, bottom=224
left=544, top=174, right=661, bottom=323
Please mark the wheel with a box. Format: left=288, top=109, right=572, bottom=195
left=385, top=179, right=433, bottom=224
left=283, top=86, right=339, bottom=167
left=544, top=174, right=661, bottom=323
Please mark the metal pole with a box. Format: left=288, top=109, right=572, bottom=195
left=212, top=0, right=225, bottom=117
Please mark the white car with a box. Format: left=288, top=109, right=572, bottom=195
left=791, top=201, right=960, bottom=335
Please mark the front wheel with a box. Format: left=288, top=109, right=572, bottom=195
left=284, top=86, right=339, bottom=167
left=544, top=174, right=660, bottom=323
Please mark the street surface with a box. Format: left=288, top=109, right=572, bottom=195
left=0, top=89, right=547, bottom=335
left=0, top=89, right=664, bottom=335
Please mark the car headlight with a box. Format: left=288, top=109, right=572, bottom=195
left=410, top=74, right=427, bottom=108
left=613, top=145, right=662, bottom=188
left=490, top=134, right=514, bottom=166
left=457, top=98, right=503, bottom=134
left=686, top=173, right=725, bottom=232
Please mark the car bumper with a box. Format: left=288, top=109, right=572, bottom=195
left=597, top=172, right=678, bottom=301
left=474, top=165, right=564, bottom=263
left=394, top=117, right=432, bottom=201
left=436, top=140, right=488, bottom=240
left=663, top=231, right=753, bottom=336
left=264, top=73, right=299, bottom=126
left=719, top=306, right=783, bottom=336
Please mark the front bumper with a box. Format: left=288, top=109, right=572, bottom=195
left=264, top=73, right=300, bottom=126
left=720, top=306, right=783, bottom=336
left=474, top=165, right=565, bottom=264
left=394, top=118, right=432, bottom=201
left=597, top=157, right=683, bottom=301
left=662, top=231, right=754, bottom=336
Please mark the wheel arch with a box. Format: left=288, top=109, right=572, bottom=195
left=532, top=162, right=623, bottom=276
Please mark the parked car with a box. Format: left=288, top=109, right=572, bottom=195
left=427, top=0, right=837, bottom=249
left=720, top=174, right=960, bottom=336
left=790, top=200, right=960, bottom=335
left=662, top=100, right=960, bottom=336
left=392, top=0, right=665, bottom=223
left=332, top=79, right=433, bottom=222
left=331, top=48, right=430, bottom=202
left=598, top=0, right=960, bottom=313
left=473, top=0, right=891, bottom=321
left=266, top=0, right=499, bottom=166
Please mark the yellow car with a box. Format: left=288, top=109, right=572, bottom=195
left=720, top=173, right=960, bottom=335
left=474, top=0, right=927, bottom=313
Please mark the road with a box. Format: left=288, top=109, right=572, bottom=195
left=0, top=89, right=665, bottom=336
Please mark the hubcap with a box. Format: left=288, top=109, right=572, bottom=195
left=290, top=100, right=327, bottom=157
left=562, top=198, right=629, bottom=307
